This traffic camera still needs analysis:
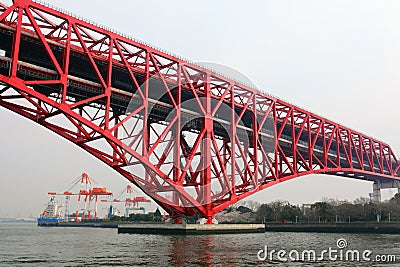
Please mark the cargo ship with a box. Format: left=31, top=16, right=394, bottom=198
left=37, top=196, right=64, bottom=226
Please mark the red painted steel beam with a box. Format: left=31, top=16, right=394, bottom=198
left=0, top=0, right=398, bottom=222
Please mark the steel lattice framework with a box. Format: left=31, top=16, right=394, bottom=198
left=0, top=0, right=399, bottom=223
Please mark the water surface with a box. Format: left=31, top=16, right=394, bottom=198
left=0, top=223, right=398, bottom=266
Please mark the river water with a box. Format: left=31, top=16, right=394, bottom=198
left=0, top=223, right=399, bottom=266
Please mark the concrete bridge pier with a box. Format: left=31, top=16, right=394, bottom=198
left=369, top=180, right=400, bottom=203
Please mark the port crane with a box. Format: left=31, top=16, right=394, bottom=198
left=101, top=185, right=151, bottom=217
left=48, top=173, right=112, bottom=221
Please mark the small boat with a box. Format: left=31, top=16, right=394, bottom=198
left=37, top=196, right=64, bottom=226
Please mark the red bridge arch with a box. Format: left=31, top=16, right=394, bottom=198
left=0, top=0, right=398, bottom=223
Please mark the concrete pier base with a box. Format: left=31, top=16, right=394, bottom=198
left=118, top=223, right=265, bottom=235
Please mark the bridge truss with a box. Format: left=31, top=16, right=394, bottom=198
left=0, top=0, right=398, bottom=223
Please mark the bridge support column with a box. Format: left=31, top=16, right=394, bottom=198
left=369, top=181, right=400, bottom=203
left=370, top=182, right=381, bottom=203
left=196, top=217, right=218, bottom=224
left=173, top=216, right=182, bottom=225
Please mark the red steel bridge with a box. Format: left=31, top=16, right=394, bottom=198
left=0, top=0, right=399, bottom=223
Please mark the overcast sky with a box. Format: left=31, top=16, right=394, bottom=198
left=0, top=0, right=399, bottom=218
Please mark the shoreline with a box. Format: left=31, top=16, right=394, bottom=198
left=265, top=222, right=400, bottom=234
left=36, top=220, right=400, bottom=234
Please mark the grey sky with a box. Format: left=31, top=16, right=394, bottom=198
left=0, top=0, right=399, bottom=218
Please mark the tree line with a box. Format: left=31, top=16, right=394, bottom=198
left=251, top=193, right=400, bottom=223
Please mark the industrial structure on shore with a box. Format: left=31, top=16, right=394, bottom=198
left=38, top=173, right=151, bottom=225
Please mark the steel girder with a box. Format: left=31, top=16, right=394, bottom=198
left=0, top=0, right=398, bottom=222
